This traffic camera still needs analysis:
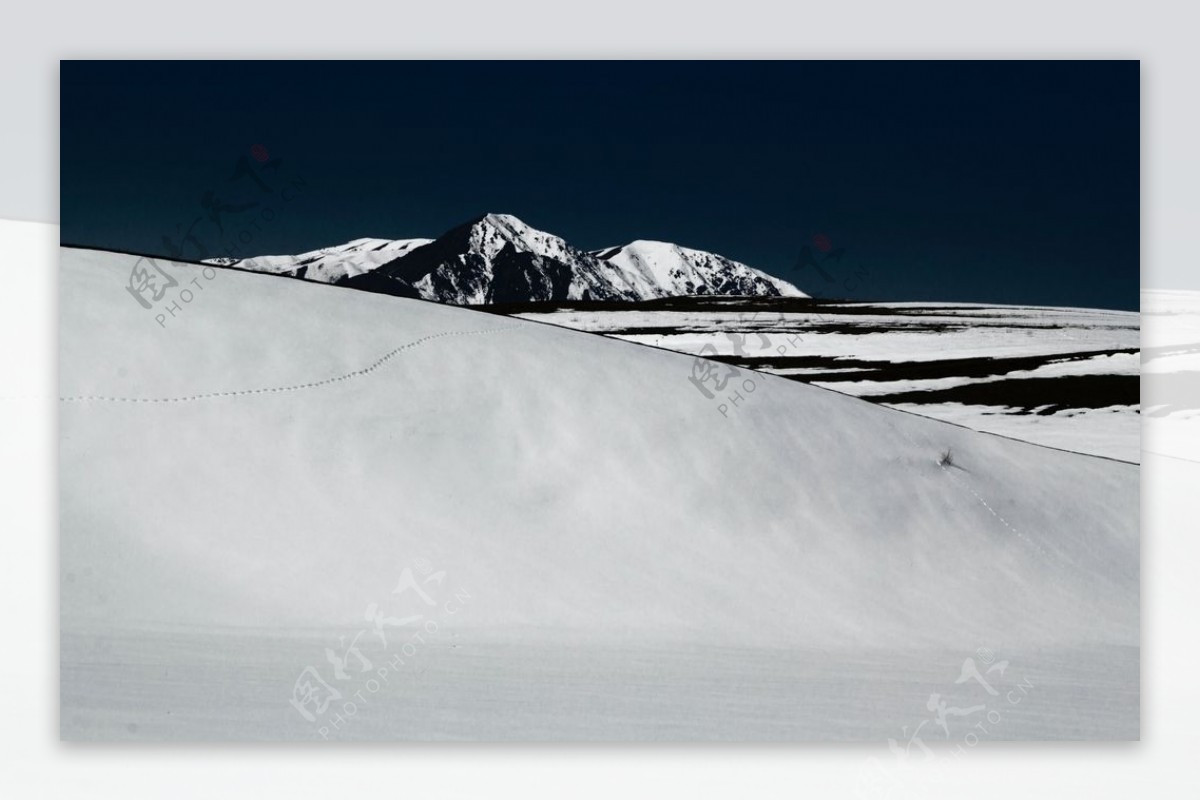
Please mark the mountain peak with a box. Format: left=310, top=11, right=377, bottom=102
left=462, top=212, right=534, bottom=242
left=478, top=211, right=525, bottom=228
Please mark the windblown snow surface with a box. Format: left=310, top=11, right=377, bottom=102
left=60, top=248, right=1138, bottom=741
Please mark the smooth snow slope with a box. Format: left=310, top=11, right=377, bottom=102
left=60, top=248, right=1138, bottom=740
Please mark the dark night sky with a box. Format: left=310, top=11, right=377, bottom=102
left=60, top=60, right=1140, bottom=310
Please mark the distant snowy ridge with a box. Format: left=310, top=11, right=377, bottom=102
left=207, top=237, right=432, bottom=284
left=208, top=212, right=807, bottom=304
left=590, top=239, right=802, bottom=300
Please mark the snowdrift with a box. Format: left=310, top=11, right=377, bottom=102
left=61, top=247, right=1137, bottom=651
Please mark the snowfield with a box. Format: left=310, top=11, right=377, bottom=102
left=510, top=299, right=1140, bottom=462
left=60, top=248, right=1138, bottom=741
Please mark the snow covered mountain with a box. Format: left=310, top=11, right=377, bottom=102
left=212, top=213, right=806, bottom=304
left=208, top=236, right=432, bottom=284
left=343, top=212, right=633, bottom=304
left=346, top=213, right=806, bottom=304
left=590, top=239, right=802, bottom=299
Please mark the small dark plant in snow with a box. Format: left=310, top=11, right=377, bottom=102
left=939, top=448, right=955, bottom=468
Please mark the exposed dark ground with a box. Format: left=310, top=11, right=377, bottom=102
left=482, top=297, right=1140, bottom=414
